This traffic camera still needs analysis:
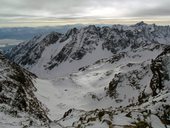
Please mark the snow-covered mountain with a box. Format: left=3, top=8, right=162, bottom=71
left=6, top=22, right=170, bottom=79
left=5, top=22, right=170, bottom=127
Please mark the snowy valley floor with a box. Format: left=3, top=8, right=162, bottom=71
left=33, top=62, right=170, bottom=128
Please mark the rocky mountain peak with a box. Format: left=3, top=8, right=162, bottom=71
left=84, top=25, right=98, bottom=31
left=134, top=21, right=148, bottom=26
left=42, top=31, right=62, bottom=45
left=60, top=27, right=78, bottom=42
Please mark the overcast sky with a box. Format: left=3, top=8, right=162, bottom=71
left=0, top=0, right=170, bottom=27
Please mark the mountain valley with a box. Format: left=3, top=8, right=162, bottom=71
left=1, top=22, right=170, bottom=128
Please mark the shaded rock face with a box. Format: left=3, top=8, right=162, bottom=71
left=47, top=41, right=77, bottom=70
left=60, top=27, right=78, bottom=43
left=106, top=77, right=119, bottom=98
left=150, top=46, right=170, bottom=96
left=0, top=53, right=50, bottom=124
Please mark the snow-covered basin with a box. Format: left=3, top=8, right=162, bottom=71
left=34, top=63, right=120, bottom=120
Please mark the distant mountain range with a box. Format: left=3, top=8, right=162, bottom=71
left=0, top=24, right=85, bottom=40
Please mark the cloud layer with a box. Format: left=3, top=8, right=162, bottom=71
left=0, top=0, right=170, bottom=26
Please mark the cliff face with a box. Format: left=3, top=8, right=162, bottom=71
left=0, top=52, right=50, bottom=127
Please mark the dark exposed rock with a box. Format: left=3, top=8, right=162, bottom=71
left=60, top=28, right=78, bottom=43
left=47, top=41, right=76, bottom=70
left=150, top=46, right=170, bottom=96
left=70, top=48, right=86, bottom=60
left=107, top=52, right=126, bottom=63
left=106, top=75, right=120, bottom=98
left=133, top=21, right=147, bottom=27
left=0, top=53, right=50, bottom=124
left=63, top=109, right=72, bottom=118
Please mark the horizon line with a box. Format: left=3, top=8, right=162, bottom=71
left=0, top=18, right=170, bottom=28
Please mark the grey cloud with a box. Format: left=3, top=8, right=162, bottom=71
left=125, top=0, right=170, bottom=17
left=0, top=0, right=170, bottom=20
left=129, top=4, right=170, bottom=17
left=0, top=0, right=92, bottom=19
